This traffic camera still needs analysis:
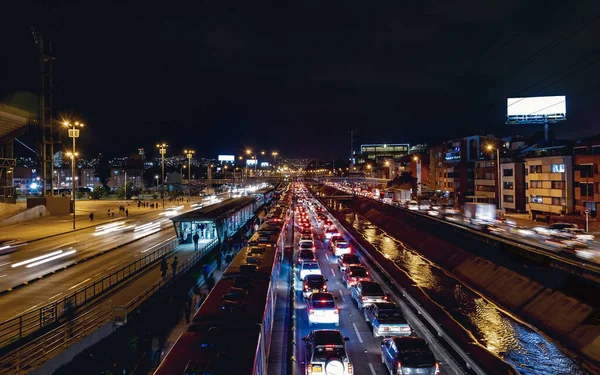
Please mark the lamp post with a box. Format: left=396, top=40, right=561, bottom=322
left=184, top=149, right=194, bottom=198
left=157, top=143, right=168, bottom=208
left=155, top=175, right=159, bottom=192
left=385, top=160, right=391, bottom=179
left=366, top=164, right=372, bottom=178
left=486, top=144, right=502, bottom=210
left=63, top=121, right=84, bottom=230
left=413, top=156, right=422, bottom=196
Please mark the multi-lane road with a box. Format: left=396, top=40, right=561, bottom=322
left=292, top=189, right=465, bottom=375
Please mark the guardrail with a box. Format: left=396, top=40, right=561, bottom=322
left=0, top=300, right=113, bottom=375
left=125, top=238, right=219, bottom=313
left=0, top=237, right=178, bottom=351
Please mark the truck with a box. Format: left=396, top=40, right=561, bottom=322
left=463, top=202, right=496, bottom=222
left=364, top=302, right=411, bottom=337
left=389, top=189, right=411, bottom=204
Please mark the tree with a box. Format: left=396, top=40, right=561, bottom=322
left=89, top=186, right=104, bottom=200
left=116, top=184, right=133, bottom=199
left=387, top=172, right=417, bottom=193
left=94, top=154, right=110, bottom=189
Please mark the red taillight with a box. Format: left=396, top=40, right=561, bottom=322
left=309, top=309, right=314, bottom=314
left=312, top=247, right=315, bottom=250
left=304, top=284, right=309, bottom=290
left=307, top=364, right=313, bottom=374
left=396, top=361, right=403, bottom=374
left=348, top=363, right=353, bottom=374
left=361, top=296, right=366, bottom=300
left=435, top=362, right=440, bottom=375
left=323, top=284, right=327, bottom=290
left=383, top=295, right=388, bottom=300
left=334, top=308, right=339, bottom=314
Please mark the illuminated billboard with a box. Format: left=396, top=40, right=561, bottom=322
left=260, top=162, right=270, bottom=167
left=506, top=96, right=566, bottom=124
left=218, top=155, right=235, bottom=162
left=246, top=159, right=257, bottom=166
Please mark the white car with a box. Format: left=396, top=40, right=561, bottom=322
left=306, top=292, right=339, bottom=326
left=298, top=261, right=321, bottom=281
left=407, top=200, right=419, bottom=210
left=333, top=241, right=352, bottom=257
left=303, top=330, right=352, bottom=375
left=298, top=239, right=316, bottom=252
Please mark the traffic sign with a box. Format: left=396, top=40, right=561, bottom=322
left=585, top=209, right=589, bottom=214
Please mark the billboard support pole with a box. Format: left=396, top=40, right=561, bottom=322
left=545, top=121, right=549, bottom=142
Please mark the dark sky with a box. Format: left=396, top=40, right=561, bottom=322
left=3, top=1, right=600, bottom=160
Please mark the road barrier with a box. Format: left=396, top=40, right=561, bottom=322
left=125, top=239, right=218, bottom=313
left=0, top=238, right=178, bottom=351
left=0, top=300, right=113, bottom=375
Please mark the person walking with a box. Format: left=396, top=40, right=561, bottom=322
left=160, top=256, right=168, bottom=277
left=125, top=208, right=129, bottom=218
left=184, top=297, right=191, bottom=324
left=171, top=256, right=178, bottom=278
left=107, top=209, right=110, bottom=217
left=151, top=335, right=160, bottom=368
left=89, top=212, right=94, bottom=222
left=193, top=232, right=199, bottom=251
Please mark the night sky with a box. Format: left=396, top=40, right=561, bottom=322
left=3, top=1, right=600, bottom=160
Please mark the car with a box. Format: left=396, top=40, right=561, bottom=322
left=407, top=200, right=419, bottom=210
left=558, top=228, right=595, bottom=242
left=328, top=233, right=344, bottom=248
left=324, top=227, right=338, bottom=239
left=299, top=261, right=322, bottom=281
left=299, top=235, right=314, bottom=242
left=364, top=302, right=411, bottom=337
left=306, top=292, right=339, bottom=326
left=297, top=249, right=316, bottom=264
left=332, top=240, right=351, bottom=257
left=302, top=274, right=328, bottom=298
left=298, top=239, right=316, bottom=252
left=337, top=254, right=361, bottom=271
left=342, top=265, right=370, bottom=288
left=550, top=222, right=578, bottom=230
left=303, top=330, right=352, bottom=375
left=300, top=228, right=313, bottom=237
left=381, top=336, right=440, bottom=375
left=351, top=281, right=387, bottom=308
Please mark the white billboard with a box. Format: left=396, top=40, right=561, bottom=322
left=260, top=162, right=270, bottom=167
left=218, top=155, right=234, bottom=162
left=246, top=159, right=257, bottom=166
left=506, top=96, right=566, bottom=124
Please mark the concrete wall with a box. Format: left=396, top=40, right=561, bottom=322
left=322, top=186, right=600, bottom=367
left=0, top=201, right=26, bottom=220
left=0, top=205, right=50, bottom=228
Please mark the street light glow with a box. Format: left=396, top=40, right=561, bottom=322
left=486, top=144, right=494, bottom=151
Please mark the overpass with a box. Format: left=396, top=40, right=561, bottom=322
left=0, top=104, right=31, bottom=203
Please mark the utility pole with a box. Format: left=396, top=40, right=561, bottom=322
left=349, top=129, right=354, bottom=171
left=32, top=27, right=56, bottom=196
left=157, top=143, right=168, bottom=208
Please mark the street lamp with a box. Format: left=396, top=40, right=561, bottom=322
left=486, top=144, right=502, bottom=210
left=157, top=143, right=168, bottom=208
left=184, top=149, right=194, bottom=198
left=155, top=175, right=159, bottom=191
left=63, top=121, right=84, bottom=230
left=247, top=149, right=258, bottom=173
left=413, top=156, right=422, bottom=196
left=366, top=164, right=372, bottom=177
left=384, top=160, right=391, bottom=179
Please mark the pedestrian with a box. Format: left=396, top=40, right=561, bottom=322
left=125, top=209, right=129, bottom=218
left=107, top=209, right=110, bottom=217
left=112, top=211, right=115, bottom=217
left=202, top=263, right=210, bottom=281
left=193, top=232, right=199, bottom=251
left=138, top=201, right=141, bottom=208
left=89, top=212, right=94, bottom=222
left=171, top=256, right=178, bottom=278
left=184, top=297, right=191, bottom=324
left=160, top=256, right=168, bottom=277
left=151, top=335, right=160, bottom=367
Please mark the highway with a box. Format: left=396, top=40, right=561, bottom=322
left=293, top=189, right=465, bottom=375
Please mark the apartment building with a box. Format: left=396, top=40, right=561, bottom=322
left=500, top=162, right=526, bottom=212
left=524, top=146, right=573, bottom=215
left=573, top=137, right=600, bottom=217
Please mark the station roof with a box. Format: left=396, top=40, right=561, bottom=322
left=0, top=104, right=30, bottom=144
left=170, top=196, right=255, bottom=222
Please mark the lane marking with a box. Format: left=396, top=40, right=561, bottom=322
left=0, top=274, right=6, bottom=279
left=26, top=250, right=77, bottom=268
left=368, top=363, right=377, bottom=375
left=68, top=277, right=91, bottom=290
left=48, top=292, right=63, bottom=301
left=338, top=289, right=345, bottom=302
left=94, top=272, right=102, bottom=277
left=352, top=322, right=364, bottom=344
left=325, top=253, right=329, bottom=261
left=0, top=262, right=12, bottom=267
left=330, top=269, right=335, bottom=277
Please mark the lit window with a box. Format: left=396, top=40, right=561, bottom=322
left=530, top=195, right=543, bottom=203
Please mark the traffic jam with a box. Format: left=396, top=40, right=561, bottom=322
left=292, top=184, right=446, bottom=375
left=324, top=181, right=600, bottom=263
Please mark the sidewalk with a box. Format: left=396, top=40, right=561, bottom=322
left=0, top=199, right=195, bottom=244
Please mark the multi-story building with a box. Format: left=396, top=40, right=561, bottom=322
left=573, top=136, right=600, bottom=217
left=473, top=158, right=497, bottom=204
left=524, top=145, right=573, bottom=215
left=354, top=143, right=410, bottom=164
left=500, top=162, right=526, bottom=212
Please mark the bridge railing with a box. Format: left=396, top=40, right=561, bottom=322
left=0, top=238, right=178, bottom=351
left=0, top=300, right=113, bottom=375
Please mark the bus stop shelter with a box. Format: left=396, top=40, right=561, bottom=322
left=170, top=197, right=257, bottom=244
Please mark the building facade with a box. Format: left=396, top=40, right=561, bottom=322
left=573, top=138, right=600, bottom=217
left=525, top=151, right=573, bottom=215
left=500, top=162, right=526, bottom=212
left=355, top=143, right=410, bottom=164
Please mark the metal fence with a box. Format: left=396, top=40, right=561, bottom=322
left=0, top=237, right=178, bottom=350
left=0, top=300, right=113, bottom=375
left=126, top=238, right=219, bottom=313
